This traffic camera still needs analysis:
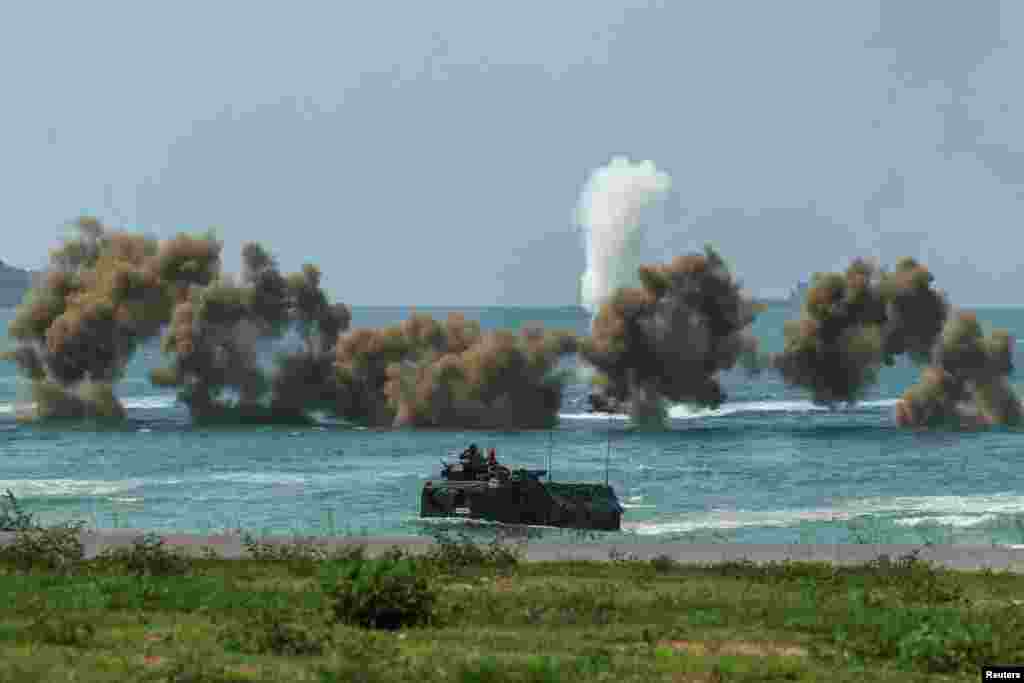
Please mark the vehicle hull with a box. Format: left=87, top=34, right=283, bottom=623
left=420, top=478, right=622, bottom=531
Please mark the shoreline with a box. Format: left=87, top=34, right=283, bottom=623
left=3, top=528, right=1024, bottom=572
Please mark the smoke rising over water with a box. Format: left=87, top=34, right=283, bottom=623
left=573, top=158, right=777, bottom=427
left=767, top=256, right=1022, bottom=427
left=334, top=313, right=579, bottom=429
left=7, top=298, right=1024, bottom=545
left=577, top=157, right=672, bottom=316
left=0, top=219, right=580, bottom=429
left=2, top=180, right=1022, bottom=432
left=580, top=245, right=763, bottom=426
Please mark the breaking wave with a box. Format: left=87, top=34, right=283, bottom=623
left=0, top=478, right=148, bottom=498
left=624, top=491, right=1024, bottom=537
left=0, top=394, right=179, bottom=416
left=558, top=398, right=901, bottom=422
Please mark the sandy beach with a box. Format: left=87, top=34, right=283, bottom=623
left=4, top=528, right=1024, bottom=573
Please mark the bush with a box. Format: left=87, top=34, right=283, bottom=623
left=707, top=557, right=773, bottom=582
left=148, top=647, right=261, bottom=683
left=26, top=614, right=96, bottom=647
left=862, top=550, right=966, bottom=605
left=319, top=551, right=437, bottom=630
left=831, top=604, right=1014, bottom=674
left=425, top=529, right=522, bottom=575
left=241, top=532, right=330, bottom=562
left=0, top=521, right=87, bottom=573
left=23, top=597, right=96, bottom=647
left=217, top=605, right=333, bottom=656
left=458, top=656, right=504, bottom=683
left=92, top=532, right=194, bottom=577
left=649, top=553, right=678, bottom=573
left=241, top=532, right=366, bottom=576
left=897, top=614, right=996, bottom=673
left=0, top=489, right=37, bottom=531
left=313, top=628, right=406, bottom=681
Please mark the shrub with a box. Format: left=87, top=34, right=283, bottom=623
left=649, top=553, right=678, bottom=573
left=831, top=604, right=1012, bottom=674
left=150, top=647, right=260, bottom=683
left=707, top=557, right=773, bottom=582
left=92, top=532, right=194, bottom=577
left=424, top=529, right=522, bottom=575
left=198, top=545, right=222, bottom=561
left=897, top=614, right=996, bottom=673
left=217, top=606, right=333, bottom=656
left=313, top=628, right=405, bottom=681
left=862, top=550, right=966, bottom=605
left=0, top=489, right=37, bottom=531
left=607, top=547, right=640, bottom=563
left=456, top=655, right=573, bottom=683
left=319, top=551, right=437, bottom=630
left=26, top=614, right=96, bottom=647
left=241, top=532, right=329, bottom=562
left=0, top=521, right=87, bottom=573
left=23, top=598, right=96, bottom=647
left=458, top=656, right=504, bottom=683
left=241, top=532, right=366, bottom=576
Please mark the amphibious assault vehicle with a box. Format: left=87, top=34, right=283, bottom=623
left=420, top=444, right=623, bottom=531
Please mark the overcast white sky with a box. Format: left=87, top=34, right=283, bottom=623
left=2, top=1, right=1022, bottom=305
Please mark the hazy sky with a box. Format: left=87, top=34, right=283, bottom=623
left=3, top=1, right=1022, bottom=305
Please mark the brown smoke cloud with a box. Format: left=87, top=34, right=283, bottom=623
left=3, top=217, right=353, bottom=425
left=895, top=311, right=1021, bottom=428
left=333, top=313, right=476, bottom=425
left=4, top=217, right=219, bottom=420
left=7, top=219, right=1018, bottom=432
left=385, top=326, right=578, bottom=429
left=333, top=313, right=578, bottom=428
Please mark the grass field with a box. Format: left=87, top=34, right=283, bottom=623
left=2, top=491, right=1024, bottom=682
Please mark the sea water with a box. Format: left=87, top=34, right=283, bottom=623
left=2, top=304, right=1024, bottom=546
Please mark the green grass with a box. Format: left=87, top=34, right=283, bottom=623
left=2, top=495, right=1024, bottom=682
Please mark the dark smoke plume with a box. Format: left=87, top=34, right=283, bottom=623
left=895, top=311, right=1022, bottom=428
left=774, top=257, right=948, bottom=404
left=151, top=242, right=350, bottom=424
left=776, top=257, right=1021, bottom=428
left=580, top=245, right=762, bottom=425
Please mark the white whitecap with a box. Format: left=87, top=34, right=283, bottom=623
left=0, top=478, right=146, bottom=498
left=620, top=491, right=1024, bottom=537
left=895, top=514, right=998, bottom=529
left=560, top=398, right=901, bottom=422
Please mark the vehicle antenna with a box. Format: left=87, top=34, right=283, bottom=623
left=605, top=414, right=612, bottom=486
left=547, top=429, right=553, bottom=482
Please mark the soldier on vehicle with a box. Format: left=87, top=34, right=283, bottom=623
left=460, top=443, right=485, bottom=471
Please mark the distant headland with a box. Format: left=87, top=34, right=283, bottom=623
left=0, top=259, right=35, bottom=307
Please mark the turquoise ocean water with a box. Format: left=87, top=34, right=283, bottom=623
left=2, top=304, right=1024, bottom=546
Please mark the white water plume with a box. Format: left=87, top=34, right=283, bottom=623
left=576, top=157, right=672, bottom=318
